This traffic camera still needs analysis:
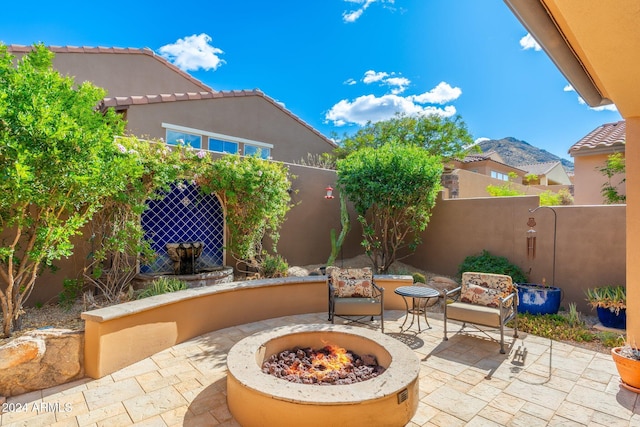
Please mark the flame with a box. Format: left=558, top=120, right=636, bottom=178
left=286, top=345, right=354, bottom=381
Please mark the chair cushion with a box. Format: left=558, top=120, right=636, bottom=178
left=446, top=302, right=502, bottom=327
left=328, top=267, right=373, bottom=298
left=334, top=298, right=382, bottom=316
left=460, top=272, right=514, bottom=308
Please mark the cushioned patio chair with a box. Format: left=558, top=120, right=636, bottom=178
left=443, top=272, right=518, bottom=353
left=327, top=266, right=384, bottom=333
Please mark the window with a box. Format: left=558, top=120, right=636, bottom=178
left=166, top=129, right=201, bottom=149
left=244, top=144, right=271, bottom=159
left=491, top=171, right=510, bottom=181
left=162, top=123, right=273, bottom=157
left=209, top=138, right=239, bottom=154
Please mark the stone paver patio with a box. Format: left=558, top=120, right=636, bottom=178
left=1, top=310, right=638, bottom=426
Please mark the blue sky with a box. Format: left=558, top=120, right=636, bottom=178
left=0, top=0, right=622, bottom=161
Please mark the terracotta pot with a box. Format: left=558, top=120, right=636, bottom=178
left=611, top=347, right=640, bottom=392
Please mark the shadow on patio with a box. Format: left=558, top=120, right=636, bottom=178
left=0, top=310, right=638, bottom=426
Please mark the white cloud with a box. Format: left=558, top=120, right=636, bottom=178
left=474, top=137, right=490, bottom=144
left=344, top=78, right=357, bottom=86
left=563, top=84, right=574, bottom=92
left=520, top=33, right=541, bottom=51
left=386, top=76, right=411, bottom=94
left=410, top=82, right=461, bottom=104
left=158, top=33, right=225, bottom=72
left=363, top=70, right=389, bottom=84
left=326, top=93, right=457, bottom=126
left=342, top=0, right=394, bottom=23
left=362, top=70, right=411, bottom=94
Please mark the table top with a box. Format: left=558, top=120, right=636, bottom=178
left=394, top=286, right=440, bottom=298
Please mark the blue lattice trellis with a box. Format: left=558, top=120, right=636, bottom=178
left=141, top=182, right=224, bottom=273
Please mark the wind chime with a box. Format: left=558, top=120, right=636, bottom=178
left=526, top=217, right=537, bottom=259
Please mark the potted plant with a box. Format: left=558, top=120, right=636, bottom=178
left=611, top=344, right=640, bottom=392
left=457, top=250, right=561, bottom=315
left=585, top=285, right=626, bottom=329
left=517, top=279, right=562, bottom=315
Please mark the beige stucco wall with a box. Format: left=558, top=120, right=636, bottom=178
left=26, top=166, right=625, bottom=316
left=405, top=194, right=625, bottom=314
left=573, top=152, right=626, bottom=205
left=124, top=97, right=334, bottom=164
left=626, top=118, right=639, bottom=344
left=82, top=275, right=413, bottom=378
left=11, top=49, right=209, bottom=97
left=449, top=169, right=547, bottom=199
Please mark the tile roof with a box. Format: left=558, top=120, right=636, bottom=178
left=100, top=90, right=337, bottom=147
left=7, top=44, right=212, bottom=92
left=569, top=120, right=625, bottom=155
left=8, top=45, right=336, bottom=148
left=516, top=161, right=561, bottom=176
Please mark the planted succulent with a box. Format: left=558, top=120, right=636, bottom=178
left=585, top=285, right=626, bottom=315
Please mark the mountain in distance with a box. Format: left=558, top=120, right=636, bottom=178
left=478, top=137, right=574, bottom=172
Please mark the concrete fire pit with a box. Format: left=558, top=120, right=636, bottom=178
left=226, top=324, right=420, bottom=427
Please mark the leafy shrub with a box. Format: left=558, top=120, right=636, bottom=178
left=58, top=279, right=83, bottom=310
left=412, top=273, right=426, bottom=284
left=137, top=277, right=188, bottom=299
left=540, top=189, right=574, bottom=206
left=457, top=250, right=528, bottom=283
left=261, top=254, right=289, bottom=278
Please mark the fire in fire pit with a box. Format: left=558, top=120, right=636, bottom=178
left=262, top=345, right=385, bottom=385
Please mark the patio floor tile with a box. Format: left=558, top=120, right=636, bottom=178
left=0, top=311, right=636, bottom=426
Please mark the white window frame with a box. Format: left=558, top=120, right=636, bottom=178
left=162, top=123, right=273, bottom=155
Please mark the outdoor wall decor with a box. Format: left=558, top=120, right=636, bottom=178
left=141, top=182, right=224, bottom=273
left=526, top=217, right=536, bottom=259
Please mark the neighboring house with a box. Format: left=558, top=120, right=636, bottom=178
left=443, top=152, right=531, bottom=198
left=568, top=120, right=625, bottom=204
left=517, top=161, right=572, bottom=186
left=7, top=45, right=336, bottom=163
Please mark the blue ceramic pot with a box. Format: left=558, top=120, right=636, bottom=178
left=596, top=306, right=626, bottom=329
left=517, top=283, right=562, bottom=315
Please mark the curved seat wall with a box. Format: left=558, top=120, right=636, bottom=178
left=81, top=275, right=413, bottom=378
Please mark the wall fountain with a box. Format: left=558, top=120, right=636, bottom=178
left=134, top=241, right=233, bottom=288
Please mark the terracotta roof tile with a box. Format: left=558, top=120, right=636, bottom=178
left=100, top=90, right=336, bottom=148
left=569, top=120, right=625, bottom=154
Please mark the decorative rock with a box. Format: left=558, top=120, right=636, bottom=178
left=0, top=329, right=84, bottom=397
left=0, top=336, right=45, bottom=370
left=428, top=276, right=459, bottom=292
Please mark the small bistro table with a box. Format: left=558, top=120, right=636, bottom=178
left=394, top=285, right=441, bottom=332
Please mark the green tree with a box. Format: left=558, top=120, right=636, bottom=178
left=337, top=143, right=443, bottom=273
left=198, top=154, right=293, bottom=275
left=600, top=152, right=626, bottom=204
left=0, top=44, right=138, bottom=337
left=83, top=137, right=204, bottom=303
left=334, top=113, right=475, bottom=160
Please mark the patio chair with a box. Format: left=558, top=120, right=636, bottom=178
left=327, top=266, right=384, bottom=333
left=443, top=272, right=518, bottom=353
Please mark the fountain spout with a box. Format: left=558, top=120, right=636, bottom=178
left=166, top=241, right=204, bottom=275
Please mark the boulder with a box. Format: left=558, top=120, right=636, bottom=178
left=428, top=276, right=459, bottom=292
left=0, top=329, right=84, bottom=397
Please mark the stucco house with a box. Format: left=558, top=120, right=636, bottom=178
left=442, top=151, right=567, bottom=199
left=7, top=45, right=336, bottom=163
left=568, top=120, right=625, bottom=205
